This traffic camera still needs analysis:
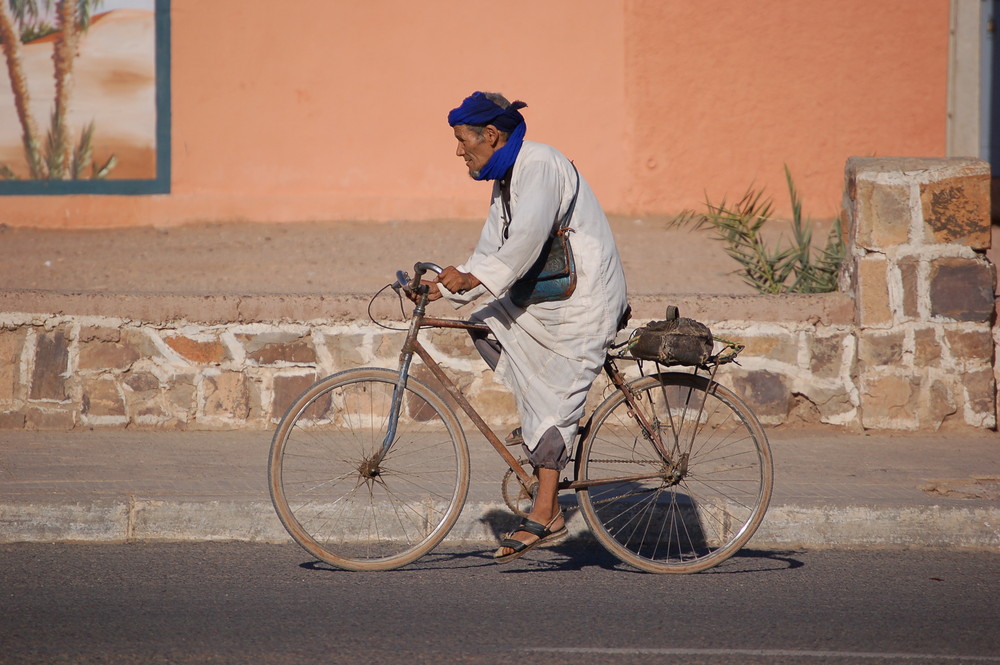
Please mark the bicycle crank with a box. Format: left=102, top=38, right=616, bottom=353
left=501, top=459, right=537, bottom=518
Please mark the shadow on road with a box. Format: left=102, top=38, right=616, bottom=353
left=297, top=545, right=805, bottom=575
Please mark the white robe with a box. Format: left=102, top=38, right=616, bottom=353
left=440, top=141, right=628, bottom=454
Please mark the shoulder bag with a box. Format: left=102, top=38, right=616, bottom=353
left=506, top=163, right=581, bottom=308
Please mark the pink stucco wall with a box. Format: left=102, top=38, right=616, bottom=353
left=0, top=0, right=949, bottom=228
left=623, top=0, right=950, bottom=216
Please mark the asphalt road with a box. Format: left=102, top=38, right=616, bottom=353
left=1, top=543, right=998, bottom=665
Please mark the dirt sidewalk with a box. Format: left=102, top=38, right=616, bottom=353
left=0, top=218, right=759, bottom=298
left=2, top=217, right=994, bottom=300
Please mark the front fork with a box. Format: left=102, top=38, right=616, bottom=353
left=369, top=289, right=429, bottom=470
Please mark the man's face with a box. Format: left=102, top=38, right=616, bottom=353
left=454, top=125, right=496, bottom=178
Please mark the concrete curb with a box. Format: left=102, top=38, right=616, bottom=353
left=4, top=499, right=998, bottom=550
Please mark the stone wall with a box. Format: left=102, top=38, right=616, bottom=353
left=0, top=158, right=995, bottom=431
left=841, top=157, right=996, bottom=429
left=0, top=297, right=858, bottom=431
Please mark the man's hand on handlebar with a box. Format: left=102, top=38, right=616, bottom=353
left=406, top=277, right=443, bottom=303
left=438, top=267, right=481, bottom=295
left=398, top=264, right=480, bottom=304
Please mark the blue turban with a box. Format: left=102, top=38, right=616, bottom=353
left=448, top=92, right=527, bottom=181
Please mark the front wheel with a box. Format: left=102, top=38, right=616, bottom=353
left=577, top=372, right=772, bottom=573
left=268, top=368, right=470, bottom=571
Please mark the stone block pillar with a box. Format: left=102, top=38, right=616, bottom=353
left=841, top=157, right=996, bottom=430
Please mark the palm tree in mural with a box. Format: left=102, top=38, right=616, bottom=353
left=0, top=0, right=45, bottom=177
left=0, top=0, right=114, bottom=180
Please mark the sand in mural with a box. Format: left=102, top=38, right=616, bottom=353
left=0, top=4, right=156, bottom=181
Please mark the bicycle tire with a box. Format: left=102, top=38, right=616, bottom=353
left=268, top=367, right=470, bottom=571
left=577, top=372, right=772, bottom=573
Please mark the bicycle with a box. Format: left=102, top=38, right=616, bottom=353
left=268, top=262, right=773, bottom=573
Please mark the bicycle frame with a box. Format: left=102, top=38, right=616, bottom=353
left=375, top=283, right=535, bottom=486
left=269, top=263, right=769, bottom=573
left=376, top=266, right=692, bottom=494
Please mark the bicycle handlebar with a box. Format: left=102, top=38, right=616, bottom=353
left=395, top=262, right=444, bottom=294
left=415, top=262, right=444, bottom=278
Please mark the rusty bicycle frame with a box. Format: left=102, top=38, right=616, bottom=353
left=379, top=261, right=704, bottom=498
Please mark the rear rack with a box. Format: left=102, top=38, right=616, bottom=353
left=610, top=335, right=744, bottom=370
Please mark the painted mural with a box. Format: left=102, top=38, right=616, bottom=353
left=0, top=0, right=166, bottom=191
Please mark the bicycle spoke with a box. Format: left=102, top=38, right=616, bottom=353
left=579, top=372, right=772, bottom=573
left=269, top=369, right=469, bottom=571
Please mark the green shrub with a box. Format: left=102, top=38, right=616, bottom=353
left=670, top=165, right=844, bottom=294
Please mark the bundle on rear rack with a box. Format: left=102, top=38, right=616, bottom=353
left=628, top=306, right=714, bottom=367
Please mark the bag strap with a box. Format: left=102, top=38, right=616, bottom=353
left=557, top=163, right=581, bottom=234
left=501, top=162, right=581, bottom=241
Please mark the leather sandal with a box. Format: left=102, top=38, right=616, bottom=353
left=505, top=427, right=524, bottom=447
left=493, top=512, right=567, bottom=564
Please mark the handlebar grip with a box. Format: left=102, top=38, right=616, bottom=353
left=415, top=262, right=443, bottom=276
left=410, top=262, right=443, bottom=291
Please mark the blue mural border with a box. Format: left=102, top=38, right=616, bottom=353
left=0, top=0, right=171, bottom=196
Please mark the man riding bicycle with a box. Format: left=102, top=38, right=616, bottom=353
left=422, top=91, right=629, bottom=563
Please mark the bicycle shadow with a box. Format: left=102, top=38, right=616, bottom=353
left=478, top=540, right=805, bottom=575
left=296, top=494, right=800, bottom=575
left=298, top=543, right=803, bottom=575
left=475, top=492, right=802, bottom=575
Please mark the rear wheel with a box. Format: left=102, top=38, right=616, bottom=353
left=577, top=372, right=772, bottom=573
left=268, top=368, right=470, bottom=571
